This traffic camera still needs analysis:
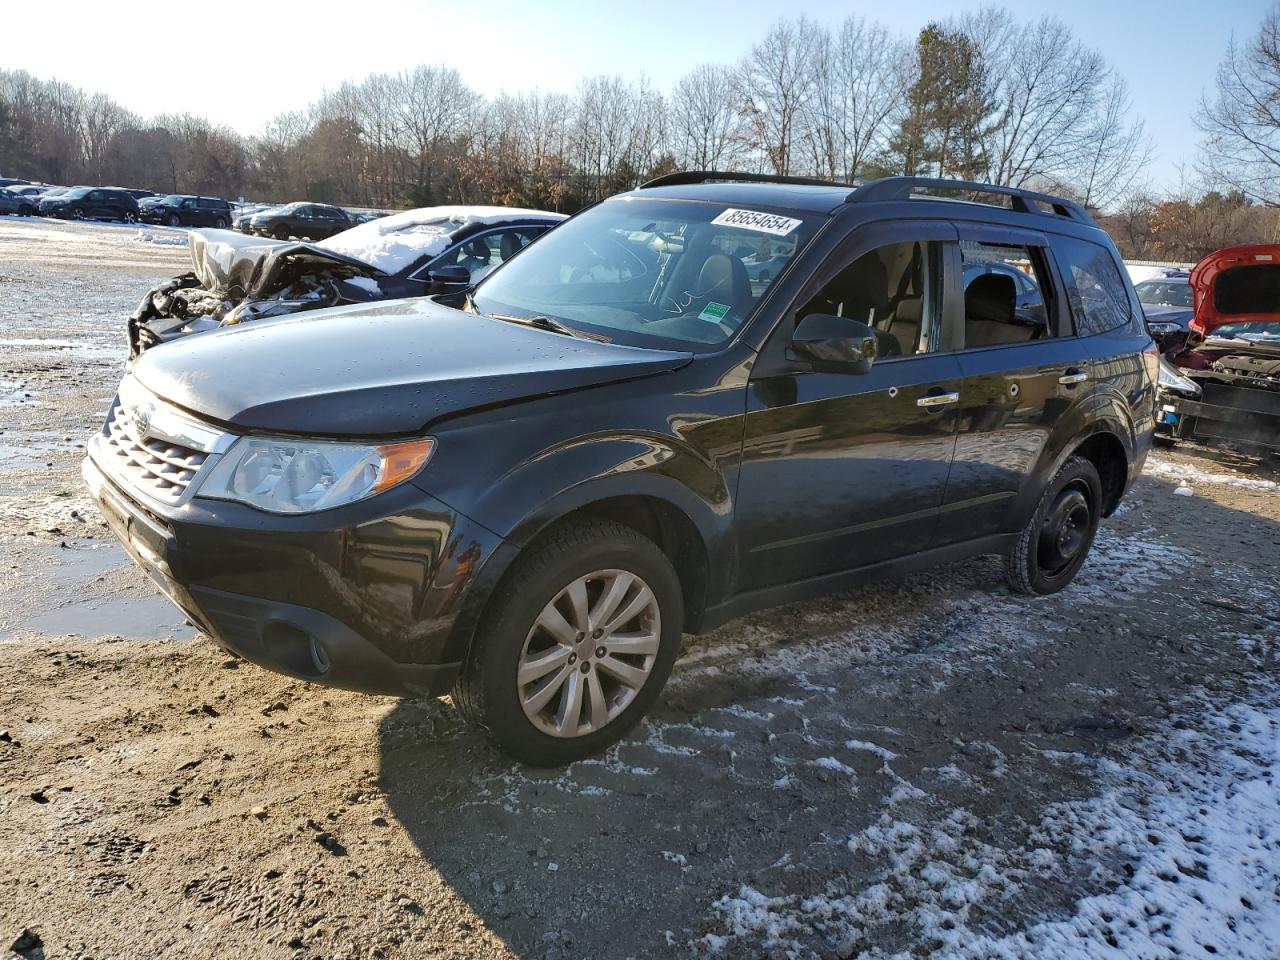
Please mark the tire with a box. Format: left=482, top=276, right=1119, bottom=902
left=165, top=214, right=181, bottom=227
left=273, top=225, right=290, bottom=240
left=123, top=210, right=137, bottom=223
left=18, top=205, right=32, bottom=217
left=1006, top=455, right=1102, bottom=596
left=71, top=206, right=86, bottom=220
left=453, top=519, right=683, bottom=766
left=214, top=216, right=228, bottom=229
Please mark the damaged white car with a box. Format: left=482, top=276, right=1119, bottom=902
left=127, top=206, right=565, bottom=356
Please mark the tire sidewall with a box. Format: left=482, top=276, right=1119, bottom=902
left=477, top=534, right=683, bottom=765
left=1021, top=457, right=1103, bottom=594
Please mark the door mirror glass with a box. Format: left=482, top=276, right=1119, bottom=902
left=792, top=313, right=877, bottom=373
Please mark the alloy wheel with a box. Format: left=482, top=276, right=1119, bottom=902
left=517, top=569, right=661, bottom=738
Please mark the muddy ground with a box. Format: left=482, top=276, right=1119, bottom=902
left=0, top=217, right=1278, bottom=960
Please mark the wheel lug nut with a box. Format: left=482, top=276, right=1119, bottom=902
left=596, top=646, right=606, bottom=658
left=569, top=653, right=577, bottom=664
left=575, top=632, right=585, bottom=642
left=580, top=662, right=591, bottom=673
left=592, top=629, right=603, bottom=639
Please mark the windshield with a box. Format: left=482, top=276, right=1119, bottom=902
left=1212, top=321, right=1280, bottom=340
left=61, top=187, right=90, bottom=199
left=1136, top=280, right=1192, bottom=308
left=471, top=196, right=822, bottom=350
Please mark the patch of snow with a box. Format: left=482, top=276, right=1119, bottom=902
left=812, top=756, right=856, bottom=776
left=134, top=229, right=187, bottom=246
left=1146, top=458, right=1277, bottom=492
left=843, top=739, right=898, bottom=761
left=316, top=205, right=565, bottom=274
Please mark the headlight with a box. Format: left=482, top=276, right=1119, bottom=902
left=1157, top=357, right=1201, bottom=398
left=197, top=436, right=434, bottom=514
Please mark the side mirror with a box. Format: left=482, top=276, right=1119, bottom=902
left=427, top=264, right=470, bottom=294
left=791, top=313, right=878, bottom=373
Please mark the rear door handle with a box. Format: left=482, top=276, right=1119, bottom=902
left=1059, top=368, right=1088, bottom=385
left=916, top=391, right=960, bottom=409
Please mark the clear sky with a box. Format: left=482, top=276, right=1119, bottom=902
left=5, top=0, right=1271, bottom=189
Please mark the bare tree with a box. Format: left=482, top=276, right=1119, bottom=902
left=670, top=64, right=742, bottom=170
left=737, top=17, right=823, bottom=175
left=1197, top=4, right=1280, bottom=203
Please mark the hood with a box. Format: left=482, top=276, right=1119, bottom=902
left=1190, top=244, right=1280, bottom=336
left=130, top=297, right=693, bottom=435
left=187, top=228, right=384, bottom=300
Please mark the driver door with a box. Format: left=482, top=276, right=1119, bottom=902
left=735, top=222, right=964, bottom=590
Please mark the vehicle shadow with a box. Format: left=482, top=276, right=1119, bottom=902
left=377, top=471, right=1280, bottom=958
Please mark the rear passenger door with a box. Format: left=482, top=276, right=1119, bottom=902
left=936, top=225, right=1081, bottom=543
left=736, top=221, right=964, bottom=590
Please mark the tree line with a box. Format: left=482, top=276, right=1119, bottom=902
left=0, top=8, right=1151, bottom=215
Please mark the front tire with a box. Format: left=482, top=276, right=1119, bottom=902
left=165, top=214, right=181, bottom=227
left=453, top=519, right=683, bottom=765
left=1006, top=455, right=1102, bottom=595
left=273, top=225, right=291, bottom=240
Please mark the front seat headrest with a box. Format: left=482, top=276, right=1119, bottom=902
left=965, top=272, right=1016, bottom=324
left=696, top=254, right=751, bottom=311
left=499, top=233, right=523, bottom=261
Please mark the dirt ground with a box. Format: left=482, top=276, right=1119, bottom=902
left=1, top=216, right=1278, bottom=960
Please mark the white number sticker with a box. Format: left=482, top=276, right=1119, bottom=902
left=710, top=208, right=803, bottom=237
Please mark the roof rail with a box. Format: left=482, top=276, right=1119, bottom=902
left=639, top=170, right=850, bottom=191
left=848, top=176, right=1094, bottom=225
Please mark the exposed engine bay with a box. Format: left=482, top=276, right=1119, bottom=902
left=127, top=230, right=387, bottom=357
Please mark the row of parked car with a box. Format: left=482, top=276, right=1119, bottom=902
left=0, top=176, right=385, bottom=235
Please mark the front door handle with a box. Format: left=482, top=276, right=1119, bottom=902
left=916, top=391, right=960, bottom=409
left=1059, top=368, right=1088, bottom=385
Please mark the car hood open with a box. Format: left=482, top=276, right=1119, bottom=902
left=1190, top=244, right=1280, bottom=336
left=130, top=297, right=693, bottom=435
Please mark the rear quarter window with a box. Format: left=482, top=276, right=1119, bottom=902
left=1049, top=235, right=1133, bottom=336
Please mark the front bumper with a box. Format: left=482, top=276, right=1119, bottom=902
left=1157, top=383, right=1280, bottom=450
left=82, top=449, right=505, bottom=697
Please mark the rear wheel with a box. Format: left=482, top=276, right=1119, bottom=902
left=214, top=216, right=228, bottom=229
left=453, top=519, right=683, bottom=765
left=123, top=210, right=137, bottom=223
left=1006, top=455, right=1102, bottom=595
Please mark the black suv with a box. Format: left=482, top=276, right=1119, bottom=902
left=139, top=194, right=232, bottom=228
left=38, top=186, right=140, bottom=222
left=242, top=202, right=352, bottom=240
left=84, top=174, right=1156, bottom=765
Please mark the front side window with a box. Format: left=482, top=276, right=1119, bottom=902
left=472, top=197, right=823, bottom=351
left=960, top=241, right=1053, bottom=348
left=433, top=229, right=543, bottom=282
left=796, top=241, right=941, bottom=358
left=1050, top=235, right=1132, bottom=336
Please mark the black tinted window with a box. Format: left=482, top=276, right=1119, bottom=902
left=960, top=241, right=1053, bottom=347
left=1215, top=265, right=1280, bottom=315
left=1051, top=236, right=1132, bottom=335
left=797, top=241, right=941, bottom=358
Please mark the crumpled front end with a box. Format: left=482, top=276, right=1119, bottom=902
left=127, top=229, right=388, bottom=357
left=1158, top=344, right=1280, bottom=450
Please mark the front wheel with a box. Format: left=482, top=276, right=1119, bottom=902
left=453, top=519, right=683, bottom=765
left=165, top=214, right=181, bottom=227
left=273, top=225, right=290, bottom=240
left=71, top=206, right=86, bottom=220
left=1006, top=455, right=1102, bottom=595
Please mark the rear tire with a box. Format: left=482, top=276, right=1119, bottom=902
left=1006, top=455, right=1102, bottom=596
left=214, top=216, right=228, bottom=229
left=453, top=519, right=683, bottom=766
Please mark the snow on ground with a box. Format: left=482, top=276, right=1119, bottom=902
left=1145, top=458, right=1279, bottom=492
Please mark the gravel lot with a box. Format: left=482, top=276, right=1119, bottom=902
left=1, top=216, right=1278, bottom=960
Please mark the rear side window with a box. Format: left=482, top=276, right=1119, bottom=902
left=1050, top=236, right=1132, bottom=335
left=960, top=241, right=1053, bottom=347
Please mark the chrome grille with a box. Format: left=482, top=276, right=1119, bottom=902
left=103, top=397, right=208, bottom=503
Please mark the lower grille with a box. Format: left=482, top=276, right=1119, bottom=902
left=102, top=398, right=208, bottom=503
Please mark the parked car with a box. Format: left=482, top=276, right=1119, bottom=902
left=0, top=187, right=36, bottom=216
left=128, top=205, right=565, bottom=354
left=5, top=184, right=53, bottom=204
left=1154, top=244, right=1280, bottom=450
left=86, top=173, right=1155, bottom=765
left=139, top=194, right=233, bottom=228
left=1136, top=276, right=1194, bottom=336
left=241, top=202, right=352, bottom=240
left=38, top=186, right=139, bottom=223
left=0, top=177, right=29, bottom=188
left=113, top=187, right=157, bottom=200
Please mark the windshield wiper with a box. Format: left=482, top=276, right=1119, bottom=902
left=486, top=312, right=609, bottom=341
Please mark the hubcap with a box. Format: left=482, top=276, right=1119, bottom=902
left=1037, top=485, right=1091, bottom=576
left=517, top=569, right=661, bottom=739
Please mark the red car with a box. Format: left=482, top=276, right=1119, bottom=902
left=1156, top=244, right=1280, bottom=450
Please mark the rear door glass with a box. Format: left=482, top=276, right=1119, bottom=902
left=1049, top=236, right=1133, bottom=335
